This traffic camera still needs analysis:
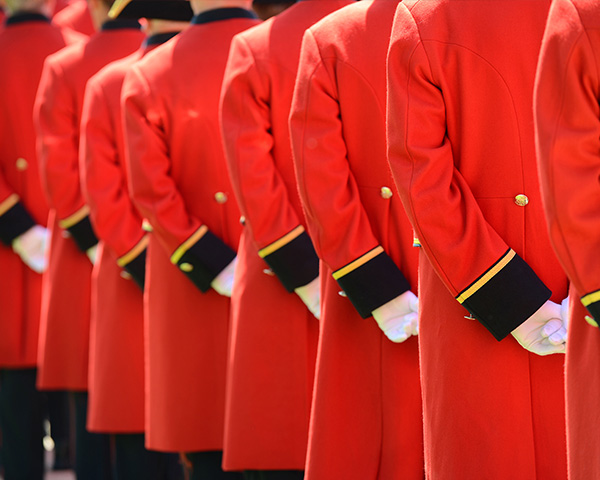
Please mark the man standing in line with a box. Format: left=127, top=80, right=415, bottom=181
left=121, top=1, right=259, bottom=477
left=34, top=1, right=144, bottom=476
left=386, top=1, right=569, bottom=478
left=289, top=1, right=423, bottom=478
left=80, top=0, right=193, bottom=475
left=535, top=1, right=600, bottom=478
left=0, top=0, right=81, bottom=476
left=219, top=0, right=350, bottom=478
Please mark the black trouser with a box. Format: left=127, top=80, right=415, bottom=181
left=243, top=470, right=304, bottom=480
left=46, top=389, right=73, bottom=469
left=185, top=451, right=243, bottom=480
left=0, top=368, right=44, bottom=480
left=72, top=391, right=113, bottom=480
left=114, top=433, right=183, bottom=480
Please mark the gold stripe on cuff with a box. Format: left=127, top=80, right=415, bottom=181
left=258, top=225, right=305, bottom=258
left=108, top=0, right=131, bottom=18
left=0, top=194, right=19, bottom=216
left=456, top=249, right=516, bottom=304
left=58, top=205, right=90, bottom=229
left=581, top=290, right=600, bottom=307
left=170, top=225, right=208, bottom=264
left=117, top=234, right=150, bottom=267
left=332, top=246, right=384, bottom=280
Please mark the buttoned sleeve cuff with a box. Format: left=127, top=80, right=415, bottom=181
left=0, top=194, right=36, bottom=246
left=581, top=291, right=600, bottom=327
left=333, top=246, right=411, bottom=319
left=457, top=248, right=552, bottom=341
left=58, top=207, right=98, bottom=253
left=258, top=226, right=319, bottom=292
left=118, top=235, right=149, bottom=290
left=170, top=226, right=236, bottom=292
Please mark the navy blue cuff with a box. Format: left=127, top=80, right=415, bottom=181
left=123, top=248, right=146, bottom=291
left=67, top=216, right=98, bottom=253
left=262, top=231, right=319, bottom=292
left=175, top=231, right=236, bottom=292
left=0, top=202, right=36, bottom=246
left=336, top=251, right=411, bottom=319
left=458, top=250, right=552, bottom=341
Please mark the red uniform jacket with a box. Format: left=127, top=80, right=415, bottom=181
left=289, top=2, right=423, bottom=479
left=34, top=19, right=143, bottom=390
left=219, top=0, right=350, bottom=470
left=387, top=1, right=568, bottom=478
left=121, top=8, right=259, bottom=452
left=52, top=0, right=95, bottom=37
left=0, top=14, right=77, bottom=367
left=80, top=39, right=165, bottom=431
left=535, top=1, right=600, bottom=478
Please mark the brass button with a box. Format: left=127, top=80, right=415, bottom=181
left=380, top=186, right=393, bottom=199
left=514, top=194, right=529, bottom=207
left=61, top=230, right=71, bottom=238
left=120, top=271, right=132, bottom=280
left=263, top=268, right=275, bottom=276
left=214, top=192, right=228, bottom=204
left=585, top=315, right=599, bottom=328
left=338, top=290, right=347, bottom=297
left=142, top=219, right=153, bottom=232
left=240, top=216, right=246, bottom=226
left=16, top=157, right=28, bottom=171
left=180, top=263, right=193, bottom=272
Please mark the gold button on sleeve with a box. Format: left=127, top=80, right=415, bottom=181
left=585, top=315, right=599, bottom=328
left=180, top=263, right=194, bottom=272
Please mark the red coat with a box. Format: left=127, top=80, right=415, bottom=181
left=219, top=0, right=349, bottom=470
left=80, top=48, right=149, bottom=433
left=122, top=9, right=259, bottom=452
left=0, top=14, right=75, bottom=367
left=52, top=0, right=95, bottom=37
left=289, top=2, right=423, bottom=479
left=534, top=1, right=600, bottom=478
left=387, top=1, right=568, bottom=478
left=34, top=20, right=143, bottom=390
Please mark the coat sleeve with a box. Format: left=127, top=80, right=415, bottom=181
left=80, top=73, right=147, bottom=288
left=121, top=65, right=235, bottom=292
left=220, top=34, right=319, bottom=292
left=290, top=29, right=410, bottom=318
left=535, top=0, right=600, bottom=322
left=0, top=178, right=35, bottom=246
left=386, top=6, right=551, bottom=340
left=35, top=54, right=98, bottom=253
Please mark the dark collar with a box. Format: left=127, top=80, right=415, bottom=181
left=191, top=7, right=257, bottom=26
left=101, top=18, right=142, bottom=31
left=144, top=31, right=179, bottom=48
left=6, top=12, right=50, bottom=26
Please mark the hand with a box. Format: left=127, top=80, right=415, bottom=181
left=372, top=290, right=419, bottom=343
left=211, top=256, right=237, bottom=297
left=12, top=225, right=49, bottom=273
left=295, top=276, right=320, bottom=319
left=511, top=300, right=566, bottom=355
left=86, top=244, right=98, bottom=265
